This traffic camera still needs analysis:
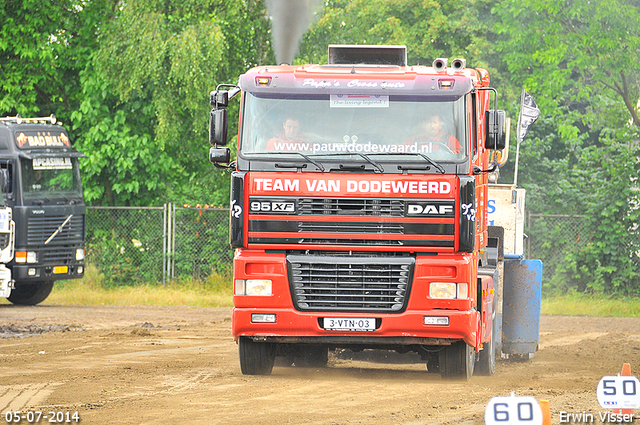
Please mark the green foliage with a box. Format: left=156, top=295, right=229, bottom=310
left=86, top=208, right=165, bottom=286
left=299, top=0, right=494, bottom=67
left=86, top=207, right=232, bottom=287
left=0, top=0, right=111, bottom=117
left=172, top=207, right=233, bottom=279
left=493, top=0, right=640, bottom=294
left=3, top=0, right=640, bottom=294
left=560, top=136, right=640, bottom=294
left=1, top=0, right=272, bottom=207
left=72, top=0, right=230, bottom=205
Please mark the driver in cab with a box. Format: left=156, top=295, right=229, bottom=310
left=405, top=115, right=462, bottom=154
left=266, top=117, right=309, bottom=150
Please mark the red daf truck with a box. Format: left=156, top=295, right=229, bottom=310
left=209, top=45, right=539, bottom=380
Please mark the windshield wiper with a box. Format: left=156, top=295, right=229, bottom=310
left=376, top=152, right=446, bottom=174
left=355, top=153, right=384, bottom=173
left=44, top=214, right=73, bottom=245
left=263, top=152, right=325, bottom=172
left=313, top=152, right=384, bottom=173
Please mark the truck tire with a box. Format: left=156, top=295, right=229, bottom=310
left=439, top=341, right=475, bottom=381
left=295, top=345, right=329, bottom=368
left=239, top=337, right=275, bottom=375
left=7, top=281, right=54, bottom=306
left=475, top=315, right=496, bottom=376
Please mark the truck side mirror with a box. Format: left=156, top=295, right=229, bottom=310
left=209, top=108, right=228, bottom=146
left=210, top=90, right=229, bottom=108
left=209, top=147, right=230, bottom=164
left=485, top=110, right=506, bottom=150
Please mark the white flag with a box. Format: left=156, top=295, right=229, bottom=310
left=517, top=89, right=540, bottom=142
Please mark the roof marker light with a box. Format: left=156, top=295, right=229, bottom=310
left=256, top=76, right=272, bottom=87
left=438, top=79, right=455, bottom=90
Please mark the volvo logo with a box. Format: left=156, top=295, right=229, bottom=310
left=32, top=210, right=45, bottom=215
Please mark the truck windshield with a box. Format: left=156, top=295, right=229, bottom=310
left=20, top=157, right=83, bottom=199
left=239, top=93, right=468, bottom=163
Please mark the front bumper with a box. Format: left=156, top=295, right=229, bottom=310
left=232, top=249, right=481, bottom=348
left=12, top=262, right=84, bottom=282
left=233, top=308, right=478, bottom=347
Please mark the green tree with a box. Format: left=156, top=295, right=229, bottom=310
left=299, top=0, right=493, bottom=67
left=494, top=0, right=640, bottom=130
left=2, top=0, right=272, bottom=207
left=71, top=0, right=227, bottom=205
left=73, top=0, right=272, bottom=206
left=0, top=0, right=114, bottom=117
left=559, top=134, right=640, bottom=293
left=493, top=0, right=640, bottom=292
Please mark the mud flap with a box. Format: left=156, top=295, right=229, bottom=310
left=501, top=258, right=543, bottom=355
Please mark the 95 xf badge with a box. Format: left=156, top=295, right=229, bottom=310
left=250, top=200, right=296, bottom=214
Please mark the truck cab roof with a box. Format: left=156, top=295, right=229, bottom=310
left=0, top=116, right=85, bottom=158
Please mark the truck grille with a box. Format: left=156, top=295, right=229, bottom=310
left=248, top=196, right=455, bottom=249
left=298, top=198, right=404, bottom=216
left=41, top=247, right=76, bottom=264
left=288, top=255, right=414, bottom=313
left=27, top=215, right=85, bottom=245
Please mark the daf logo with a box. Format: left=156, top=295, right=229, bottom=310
left=32, top=210, right=46, bottom=215
left=407, top=204, right=454, bottom=215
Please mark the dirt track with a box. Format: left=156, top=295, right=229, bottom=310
left=1, top=305, right=639, bottom=425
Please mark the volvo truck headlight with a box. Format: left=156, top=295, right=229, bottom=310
left=235, top=279, right=272, bottom=296
left=15, top=251, right=37, bottom=263
left=76, top=248, right=85, bottom=261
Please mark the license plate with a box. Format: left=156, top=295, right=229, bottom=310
left=53, top=266, right=68, bottom=274
left=323, top=318, right=376, bottom=332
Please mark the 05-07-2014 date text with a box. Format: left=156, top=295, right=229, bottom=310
left=4, top=411, right=80, bottom=423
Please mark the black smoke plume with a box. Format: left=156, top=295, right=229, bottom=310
left=266, top=0, right=323, bottom=65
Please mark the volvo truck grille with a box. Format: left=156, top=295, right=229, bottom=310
left=27, top=215, right=85, bottom=245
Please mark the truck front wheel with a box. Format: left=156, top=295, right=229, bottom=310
left=7, top=281, right=54, bottom=305
left=475, top=315, right=497, bottom=376
left=239, top=337, right=275, bottom=375
left=439, top=341, right=475, bottom=381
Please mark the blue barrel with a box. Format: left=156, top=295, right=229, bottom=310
left=501, top=258, right=543, bottom=355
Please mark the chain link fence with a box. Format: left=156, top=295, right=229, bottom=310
left=86, top=205, right=231, bottom=285
left=527, top=214, right=640, bottom=288
left=87, top=208, right=635, bottom=288
left=526, top=214, right=589, bottom=285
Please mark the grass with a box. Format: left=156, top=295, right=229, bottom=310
left=0, top=265, right=233, bottom=307
left=541, top=291, right=640, bottom=317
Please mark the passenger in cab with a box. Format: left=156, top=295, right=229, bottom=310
left=405, top=115, right=461, bottom=155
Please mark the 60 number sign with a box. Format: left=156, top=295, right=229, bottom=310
left=485, top=395, right=543, bottom=425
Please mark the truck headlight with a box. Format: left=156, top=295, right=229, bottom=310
left=15, top=251, right=37, bottom=263
left=429, top=282, right=468, bottom=299
left=235, top=279, right=272, bottom=296
left=76, top=248, right=85, bottom=261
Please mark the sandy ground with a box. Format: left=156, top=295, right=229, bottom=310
left=1, top=305, right=639, bottom=425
